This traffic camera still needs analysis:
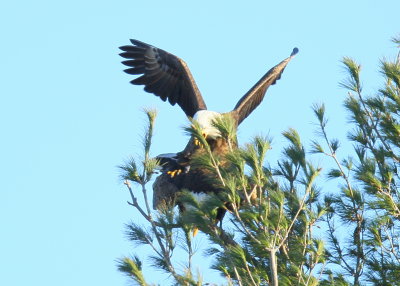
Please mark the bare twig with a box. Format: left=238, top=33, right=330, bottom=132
left=233, top=267, right=243, bottom=286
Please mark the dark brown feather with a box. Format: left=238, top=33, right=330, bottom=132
left=120, top=39, right=207, bottom=118
left=123, top=66, right=145, bottom=75
left=153, top=136, right=234, bottom=211
left=232, top=48, right=298, bottom=125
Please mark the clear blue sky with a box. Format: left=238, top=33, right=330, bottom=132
left=1, top=1, right=399, bottom=285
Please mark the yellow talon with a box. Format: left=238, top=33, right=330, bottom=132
left=167, top=169, right=182, bottom=178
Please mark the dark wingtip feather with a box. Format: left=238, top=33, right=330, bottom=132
left=130, top=39, right=148, bottom=47
left=119, top=52, right=132, bottom=59
left=124, top=67, right=146, bottom=75
left=119, top=45, right=143, bottom=52
left=291, top=47, right=299, bottom=57
left=130, top=75, right=147, bottom=85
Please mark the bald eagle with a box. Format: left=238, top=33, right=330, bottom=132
left=119, top=39, right=298, bottom=220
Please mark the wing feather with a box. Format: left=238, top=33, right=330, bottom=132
left=123, top=66, right=145, bottom=75
left=120, top=39, right=207, bottom=118
left=119, top=45, right=145, bottom=52
left=130, top=75, right=147, bottom=85
left=232, top=48, right=298, bottom=125
left=119, top=52, right=144, bottom=59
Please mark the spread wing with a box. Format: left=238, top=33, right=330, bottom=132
left=232, top=48, right=299, bottom=125
left=119, top=39, right=207, bottom=118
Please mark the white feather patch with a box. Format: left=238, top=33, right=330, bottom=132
left=183, top=192, right=212, bottom=211
left=155, top=153, right=177, bottom=170
left=157, top=153, right=177, bottom=159
left=193, top=110, right=222, bottom=139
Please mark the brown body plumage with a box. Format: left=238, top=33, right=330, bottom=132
left=153, top=135, right=235, bottom=223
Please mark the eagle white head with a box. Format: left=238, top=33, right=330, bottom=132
left=193, top=110, right=222, bottom=139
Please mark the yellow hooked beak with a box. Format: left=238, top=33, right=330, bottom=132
left=194, top=132, right=208, bottom=146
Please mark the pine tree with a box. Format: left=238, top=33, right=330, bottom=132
left=117, top=36, right=400, bottom=285
left=313, top=36, right=400, bottom=285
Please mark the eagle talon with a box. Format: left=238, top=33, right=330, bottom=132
left=167, top=169, right=182, bottom=178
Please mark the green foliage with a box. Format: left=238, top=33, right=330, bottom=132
left=340, top=57, right=362, bottom=93
left=117, top=256, right=149, bottom=286
left=119, top=157, right=142, bottom=184
left=118, top=109, right=160, bottom=185
left=118, top=111, right=328, bottom=285
left=143, top=108, right=157, bottom=158
left=313, top=40, right=400, bottom=285
left=212, top=113, right=238, bottom=146
left=125, top=222, right=153, bottom=246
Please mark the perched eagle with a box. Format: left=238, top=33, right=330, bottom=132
left=119, top=39, right=298, bottom=220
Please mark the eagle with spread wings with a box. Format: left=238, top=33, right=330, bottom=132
left=120, top=39, right=298, bottom=221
